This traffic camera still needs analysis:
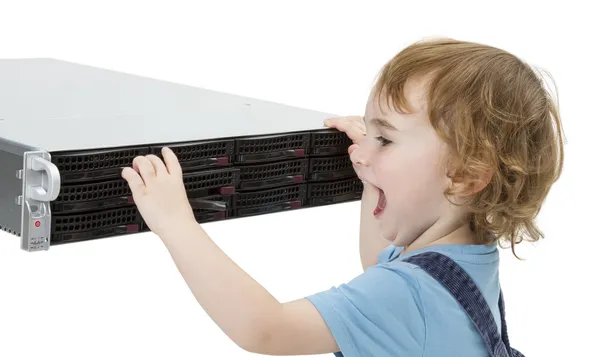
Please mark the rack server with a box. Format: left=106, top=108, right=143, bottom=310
left=0, top=59, right=363, bottom=252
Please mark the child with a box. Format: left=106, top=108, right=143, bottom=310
left=121, top=38, right=564, bottom=356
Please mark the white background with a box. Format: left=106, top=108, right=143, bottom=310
left=1, top=1, right=598, bottom=356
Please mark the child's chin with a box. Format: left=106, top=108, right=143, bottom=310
left=377, top=221, right=398, bottom=243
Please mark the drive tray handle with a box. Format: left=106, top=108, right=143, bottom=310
left=189, top=198, right=228, bottom=212
left=29, top=156, right=61, bottom=201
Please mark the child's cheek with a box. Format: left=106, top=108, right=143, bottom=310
left=369, top=157, right=392, bottom=188
left=358, top=165, right=378, bottom=186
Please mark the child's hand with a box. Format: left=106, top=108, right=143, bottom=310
left=325, top=116, right=368, bottom=180
left=121, top=147, right=196, bottom=237
left=324, top=116, right=366, bottom=155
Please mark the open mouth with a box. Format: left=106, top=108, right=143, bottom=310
left=373, top=187, right=386, bottom=217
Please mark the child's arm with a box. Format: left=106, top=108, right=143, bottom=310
left=160, top=221, right=339, bottom=355
left=122, top=148, right=340, bottom=355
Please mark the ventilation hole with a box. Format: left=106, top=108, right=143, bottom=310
left=55, top=179, right=131, bottom=203
left=312, top=132, right=352, bottom=147
left=53, top=207, right=139, bottom=233
left=309, top=179, right=363, bottom=197
left=239, top=160, right=306, bottom=181
left=167, top=141, right=234, bottom=162
left=184, top=169, right=239, bottom=191
left=310, top=156, right=352, bottom=172
left=52, top=148, right=147, bottom=173
left=236, top=186, right=304, bottom=207
left=238, top=134, right=309, bottom=154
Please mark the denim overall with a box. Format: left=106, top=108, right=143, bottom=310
left=403, top=252, right=525, bottom=357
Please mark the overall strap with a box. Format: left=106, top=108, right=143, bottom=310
left=498, top=290, right=525, bottom=357
left=403, top=251, right=524, bottom=357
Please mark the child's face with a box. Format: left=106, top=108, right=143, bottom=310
left=354, top=80, right=453, bottom=246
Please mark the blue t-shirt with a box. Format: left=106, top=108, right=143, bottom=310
left=306, top=243, right=501, bottom=357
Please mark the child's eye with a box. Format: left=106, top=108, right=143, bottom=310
left=376, top=136, right=392, bottom=146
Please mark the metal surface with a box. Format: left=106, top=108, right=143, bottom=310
left=0, top=146, right=26, bottom=240
left=0, top=58, right=336, bottom=152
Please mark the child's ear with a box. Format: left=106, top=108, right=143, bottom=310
left=442, top=151, right=494, bottom=197
left=449, top=167, right=494, bottom=196
left=468, top=170, right=493, bottom=194
left=444, top=154, right=494, bottom=197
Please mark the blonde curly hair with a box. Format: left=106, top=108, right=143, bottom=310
left=374, top=38, right=565, bottom=256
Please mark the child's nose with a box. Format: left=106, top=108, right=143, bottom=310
left=350, top=145, right=377, bottom=183
left=350, top=144, right=369, bottom=167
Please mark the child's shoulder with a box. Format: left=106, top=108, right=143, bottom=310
left=306, top=244, right=501, bottom=356
left=378, top=243, right=501, bottom=311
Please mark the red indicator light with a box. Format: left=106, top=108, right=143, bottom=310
left=218, top=186, right=235, bottom=195
left=216, top=157, right=229, bottom=165
left=34, top=220, right=41, bottom=228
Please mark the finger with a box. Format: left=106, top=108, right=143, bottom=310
left=161, top=147, right=183, bottom=177
left=324, top=116, right=360, bottom=128
left=146, top=154, right=168, bottom=177
left=121, top=167, right=146, bottom=196
left=336, top=122, right=366, bottom=142
left=355, top=120, right=366, bottom=133
left=324, top=117, right=340, bottom=127
left=133, top=156, right=156, bottom=183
